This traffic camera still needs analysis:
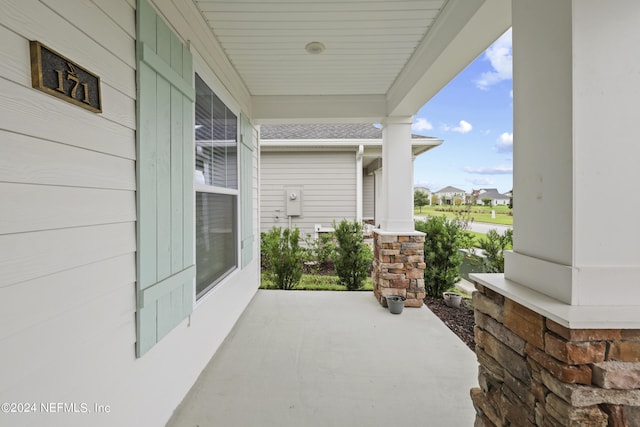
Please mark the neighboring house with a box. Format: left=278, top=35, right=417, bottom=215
left=434, top=186, right=467, bottom=205
left=260, top=124, right=442, bottom=237
left=474, top=188, right=511, bottom=206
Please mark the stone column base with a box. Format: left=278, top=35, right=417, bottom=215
left=470, top=282, right=640, bottom=426
left=372, top=231, right=425, bottom=308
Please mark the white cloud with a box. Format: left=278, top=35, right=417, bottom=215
left=412, top=118, right=433, bottom=132
left=467, top=177, right=494, bottom=186
left=475, top=29, right=512, bottom=90
left=463, top=165, right=513, bottom=175
left=495, top=132, right=513, bottom=153
left=443, top=120, right=473, bottom=134
left=453, top=120, right=472, bottom=133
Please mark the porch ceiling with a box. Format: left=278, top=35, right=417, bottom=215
left=193, top=0, right=510, bottom=122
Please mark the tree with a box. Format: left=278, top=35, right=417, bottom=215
left=414, top=189, right=429, bottom=212
left=431, top=194, right=440, bottom=206
left=482, top=197, right=492, bottom=206
left=454, top=197, right=463, bottom=206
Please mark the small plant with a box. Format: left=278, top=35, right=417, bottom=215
left=332, top=219, right=373, bottom=291
left=303, top=232, right=336, bottom=274
left=260, top=230, right=278, bottom=272
left=261, top=227, right=304, bottom=290
left=478, top=229, right=513, bottom=273
left=416, top=216, right=465, bottom=297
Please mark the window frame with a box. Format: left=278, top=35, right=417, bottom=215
left=193, top=59, right=242, bottom=301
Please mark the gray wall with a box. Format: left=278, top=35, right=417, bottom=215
left=260, top=151, right=357, bottom=237
left=363, top=173, right=375, bottom=220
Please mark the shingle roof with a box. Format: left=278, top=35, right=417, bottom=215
left=478, top=188, right=510, bottom=199
left=435, top=186, right=466, bottom=194
left=260, top=123, right=431, bottom=140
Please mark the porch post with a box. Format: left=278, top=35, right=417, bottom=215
left=372, top=117, right=425, bottom=308
left=471, top=1, right=640, bottom=425
left=504, top=0, right=640, bottom=306
left=380, top=116, right=414, bottom=232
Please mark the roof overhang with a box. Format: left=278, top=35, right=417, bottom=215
left=260, top=137, right=443, bottom=158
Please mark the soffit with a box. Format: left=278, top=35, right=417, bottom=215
left=193, top=0, right=448, bottom=97
left=191, top=0, right=511, bottom=121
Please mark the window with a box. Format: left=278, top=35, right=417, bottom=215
left=195, top=73, right=238, bottom=297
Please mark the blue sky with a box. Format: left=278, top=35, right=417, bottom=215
left=412, top=29, right=513, bottom=194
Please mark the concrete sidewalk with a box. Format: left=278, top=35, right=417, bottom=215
left=167, top=290, right=478, bottom=427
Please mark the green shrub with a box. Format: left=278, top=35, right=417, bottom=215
left=415, top=216, right=465, bottom=297
left=332, top=219, right=373, bottom=291
left=478, top=229, right=513, bottom=273
left=261, top=227, right=304, bottom=290
left=260, top=230, right=278, bottom=272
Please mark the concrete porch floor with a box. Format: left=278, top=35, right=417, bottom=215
left=166, top=290, right=478, bottom=427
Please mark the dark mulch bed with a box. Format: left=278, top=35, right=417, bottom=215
left=424, top=296, right=476, bottom=352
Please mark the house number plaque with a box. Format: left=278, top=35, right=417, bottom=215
left=29, top=41, right=102, bottom=113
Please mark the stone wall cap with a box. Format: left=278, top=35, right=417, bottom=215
left=470, top=273, right=640, bottom=329
left=373, top=229, right=425, bottom=237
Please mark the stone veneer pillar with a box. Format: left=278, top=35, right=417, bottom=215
left=372, top=231, right=425, bottom=308
left=470, top=282, right=640, bottom=427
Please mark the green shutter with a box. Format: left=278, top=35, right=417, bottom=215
left=240, top=114, right=255, bottom=268
left=136, top=0, right=195, bottom=357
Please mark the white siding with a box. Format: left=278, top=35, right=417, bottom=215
left=0, top=1, right=259, bottom=426
left=260, top=151, right=357, bottom=237
left=363, top=173, right=375, bottom=220
left=0, top=0, right=138, bottom=425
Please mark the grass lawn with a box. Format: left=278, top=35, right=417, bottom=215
left=414, top=204, right=513, bottom=226
left=260, top=273, right=374, bottom=291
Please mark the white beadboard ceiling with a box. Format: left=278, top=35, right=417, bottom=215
left=192, top=0, right=511, bottom=121
left=194, top=0, right=447, bottom=96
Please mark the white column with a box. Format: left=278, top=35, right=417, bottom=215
left=355, top=145, right=363, bottom=222
left=505, top=0, right=640, bottom=306
left=380, top=116, right=415, bottom=232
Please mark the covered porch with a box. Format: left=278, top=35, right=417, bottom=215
left=2, top=0, right=639, bottom=425
left=166, top=290, right=478, bottom=426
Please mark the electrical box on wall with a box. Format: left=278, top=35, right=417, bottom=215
left=285, top=188, right=302, bottom=216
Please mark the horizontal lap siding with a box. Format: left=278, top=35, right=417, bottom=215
left=363, top=174, right=374, bottom=220
left=0, top=0, right=137, bottom=421
left=260, top=151, right=357, bottom=237
left=1, top=0, right=260, bottom=425
left=1, top=0, right=136, bottom=98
